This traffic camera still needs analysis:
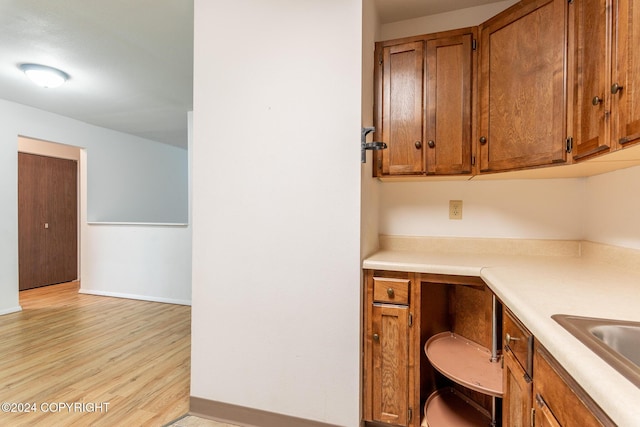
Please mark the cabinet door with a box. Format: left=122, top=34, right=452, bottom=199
left=533, top=344, right=615, bottom=427
left=571, top=0, right=613, bottom=160
left=377, top=41, right=425, bottom=175
left=425, top=34, right=473, bottom=175
left=534, top=394, right=562, bottom=427
left=371, top=304, right=409, bottom=426
left=479, top=0, right=568, bottom=172
left=613, top=0, right=640, bottom=148
left=503, top=349, right=533, bottom=427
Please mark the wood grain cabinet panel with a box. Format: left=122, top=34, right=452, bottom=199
left=533, top=343, right=615, bottom=427
left=503, top=349, right=533, bottom=427
left=364, top=270, right=416, bottom=427
left=373, top=28, right=476, bottom=177
left=371, top=304, right=409, bottom=426
left=426, top=34, right=473, bottom=175
left=571, top=0, right=612, bottom=159
left=479, top=0, right=569, bottom=172
left=378, top=41, right=425, bottom=175
left=571, top=0, right=640, bottom=158
left=613, top=0, right=640, bottom=149
left=503, top=308, right=534, bottom=427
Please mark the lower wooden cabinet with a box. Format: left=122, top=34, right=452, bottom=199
left=363, top=270, right=498, bottom=427
left=502, top=308, right=533, bottom=427
left=532, top=343, right=615, bottom=427
left=370, top=303, right=410, bottom=425
left=364, top=272, right=618, bottom=427
left=364, top=271, right=416, bottom=426
left=502, top=309, right=616, bottom=427
left=503, top=349, right=532, bottom=427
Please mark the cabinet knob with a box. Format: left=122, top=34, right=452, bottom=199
left=414, top=141, right=422, bottom=149
left=505, top=332, right=521, bottom=346
left=479, top=136, right=487, bottom=145
left=387, top=288, right=395, bottom=298
left=592, top=95, right=603, bottom=106
left=427, top=140, right=435, bottom=149
left=611, top=83, right=623, bottom=94
left=373, top=333, right=380, bottom=342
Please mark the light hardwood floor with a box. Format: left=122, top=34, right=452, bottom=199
left=0, top=281, right=190, bottom=426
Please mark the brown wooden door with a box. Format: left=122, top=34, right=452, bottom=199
left=571, top=0, right=612, bottom=160
left=613, top=0, right=640, bottom=149
left=18, top=153, right=78, bottom=290
left=479, top=0, right=569, bottom=172
left=377, top=41, right=425, bottom=176
left=371, top=303, right=409, bottom=426
left=503, top=349, right=533, bottom=427
left=425, top=33, right=473, bottom=175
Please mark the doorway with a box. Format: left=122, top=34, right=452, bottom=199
left=18, top=138, right=80, bottom=291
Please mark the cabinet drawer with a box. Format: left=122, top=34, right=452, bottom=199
left=503, top=308, right=533, bottom=377
left=373, top=277, right=410, bottom=305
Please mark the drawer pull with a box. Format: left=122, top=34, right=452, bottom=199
left=506, top=332, right=521, bottom=346
left=387, top=288, right=395, bottom=298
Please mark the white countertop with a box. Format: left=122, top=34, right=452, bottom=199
left=363, top=245, right=640, bottom=427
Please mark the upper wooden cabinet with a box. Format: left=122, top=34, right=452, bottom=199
left=478, top=0, right=570, bottom=172
left=373, top=29, right=476, bottom=177
left=614, top=0, right=640, bottom=149
left=372, top=0, right=640, bottom=179
left=571, top=0, right=613, bottom=159
left=425, top=34, right=474, bottom=175
left=572, top=0, right=640, bottom=160
left=377, top=41, right=425, bottom=175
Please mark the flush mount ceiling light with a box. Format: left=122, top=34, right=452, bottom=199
left=19, top=63, right=70, bottom=88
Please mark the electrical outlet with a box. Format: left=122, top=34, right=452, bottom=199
left=449, top=200, right=463, bottom=220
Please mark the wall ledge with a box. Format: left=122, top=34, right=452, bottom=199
left=379, top=235, right=581, bottom=257
left=86, top=222, right=188, bottom=227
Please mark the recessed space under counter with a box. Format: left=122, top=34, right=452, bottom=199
left=363, top=237, right=640, bottom=427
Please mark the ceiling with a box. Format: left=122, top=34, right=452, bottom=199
left=0, top=1, right=501, bottom=149
left=374, top=0, right=506, bottom=24
left=0, top=0, right=193, bottom=148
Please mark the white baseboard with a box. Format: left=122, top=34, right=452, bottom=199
left=78, top=289, right=191, bottom=306
left=0, top=306, right=23, bottom=316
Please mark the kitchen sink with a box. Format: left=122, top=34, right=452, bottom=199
left=552, top=314, right=640, bottom=388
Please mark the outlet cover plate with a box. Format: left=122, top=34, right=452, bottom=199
left=449, top=200, right=462, bottom=220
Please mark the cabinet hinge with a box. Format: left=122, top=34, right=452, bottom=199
left=531, top=407, right=536, bottom=427
left=472, top=39, right=477, bottom=50
left=378, top=52, right=383, bottom=65
left=566, top=136, right=573, bottom=153
left=409, top=313, right=413, bottom=327
left=408, top=407, right=413, bottom=422
left=472, top=155, right=476, bottom=166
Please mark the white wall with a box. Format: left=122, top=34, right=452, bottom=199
left=585, top=166, right=640, bottom=250
left=361, top=0, right=381, bottom=258
left=87, top=137, right=188, bottom=223
left=191, top=1, right=362, bottom=425
left=0, top=99, right=192, bottom=314
left=379, top=0, right=518, bottom=40
left=379, top=179, right=586, bottom=240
